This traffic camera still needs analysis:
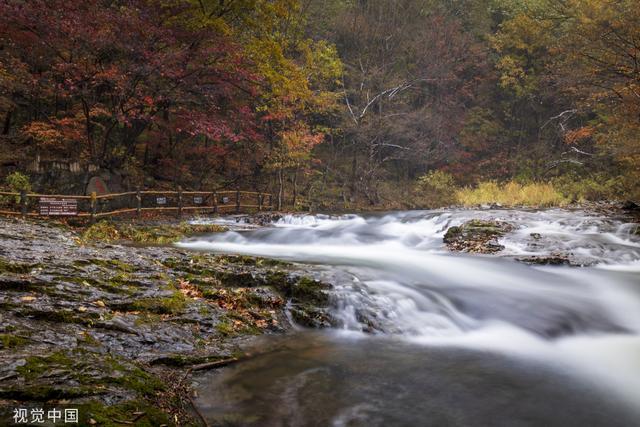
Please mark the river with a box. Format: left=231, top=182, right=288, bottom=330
left=178, top=209, right=640, bottom=426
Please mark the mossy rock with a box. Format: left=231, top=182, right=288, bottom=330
left=81, top=221, right=228, bottom=245
left=149, top=354, right=226, bottom=367
left=0, top=258, right=40, bottom=274
left=516, top=256, right=571, bottom=266
left=0, top=385, right=99, bottom=401
left=290, top=304, right=333, bottom=328
left=19, top=308, right=100, bottom=325
left=15, top=350, right=165, bottom=399
left=0, top=333, right=29, bottom=349
left=110, top=292, right=187, bottom=315
left=75, top=258, right=135, bottom=272
left=82, top=400, right=172, bottom=427
left=216, top=255, right=290, bottom=267
left=443, top=219, right=513, bottom=253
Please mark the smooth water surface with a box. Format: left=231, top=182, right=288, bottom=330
left=178, top=209, right=640, bottom=426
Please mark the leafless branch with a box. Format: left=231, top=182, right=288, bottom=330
left=562, top=146, right=594, bottom=156
left=541, top=109, right=577, bottom=130
left=372, top=143, right=411, bottom=150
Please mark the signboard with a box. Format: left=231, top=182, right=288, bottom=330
left=193, top=196, right=203, bottom=205
left=156, top=197, right=167, bottom=205
left=39, top=198, right=78, bottom=216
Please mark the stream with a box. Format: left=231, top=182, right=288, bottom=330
left=178, top=209, right=640, bottom=426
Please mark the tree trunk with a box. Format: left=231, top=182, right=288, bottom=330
left=81, top=98, right=96, bottom=162
left=277, top=167, right=284, bottom=211
left=292, top=167, right=298, bottom=208
left=2, top=109, right=12, bottom=135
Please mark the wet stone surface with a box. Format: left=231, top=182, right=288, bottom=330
left=443, top=219, right=514, bottom=253
left=0, top=217, right=332, bottom=424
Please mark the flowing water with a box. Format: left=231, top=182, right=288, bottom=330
left=178, top=209, right=640, bottom=426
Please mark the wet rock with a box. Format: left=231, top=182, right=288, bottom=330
left=443, top=220, right=514, bottom=253
left=516, top=255, right=571, bottom=266
left=290, top=305, right=334, bottom=328
left=0, top=217, right=335, bottom=420
left=237, top=213, right=283, bottom=226
left=530, top=232, right=542, bottom=240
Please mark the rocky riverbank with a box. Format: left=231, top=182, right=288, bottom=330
left=0, top=217, right=331, bottom=426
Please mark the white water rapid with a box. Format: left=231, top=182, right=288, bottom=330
left=178, top=209, right=640, bottom=422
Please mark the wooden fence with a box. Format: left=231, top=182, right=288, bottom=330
left=0, top=188, right=273, bottom=222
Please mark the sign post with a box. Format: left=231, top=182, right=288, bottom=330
left=38, top=197, right=78, bottom=217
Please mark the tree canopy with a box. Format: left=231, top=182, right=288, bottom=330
left=0, top=0, right=638, bottom=204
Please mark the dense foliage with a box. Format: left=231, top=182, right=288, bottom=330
left=0, top=0, right=638, bottom=207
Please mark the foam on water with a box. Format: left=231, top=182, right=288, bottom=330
left=178, top=208, right=640, bottom=409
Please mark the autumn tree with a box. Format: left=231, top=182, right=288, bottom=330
left=0, top=0, right=263, bottom=188
left=492, top=0, right=640, bottom=196
left=313, top=0, right=487, bottom=204
left=173, top=0, right=343, bottom=203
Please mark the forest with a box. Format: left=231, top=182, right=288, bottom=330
left=2, top=2, right=640, bottom=425
left=1, top=0, right=639, bottom=210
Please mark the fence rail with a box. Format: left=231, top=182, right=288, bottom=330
left=0, top=188, right=273, bottom=222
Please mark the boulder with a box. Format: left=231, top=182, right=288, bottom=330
left=443, top=219, right=513, bottom=253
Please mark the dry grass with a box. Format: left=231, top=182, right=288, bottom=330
left=456, top=181, right=567, bottom=207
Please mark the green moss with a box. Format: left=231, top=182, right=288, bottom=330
left=130, top=291, right=187, bottom=315
left=215, top=319, right=236, bottom=337
left=294, top=277, right=330, bottom=305
left=0, top=385, right=97, bottom=401
left=21, top=308, right=99, bottom=325
left=0, top=258, right=39, bottom=274
left=0, top=334, right=28, bottom=348
left=79, top=221, right=121, bottom=243
left=78, top=332, right=102, bottom=347
left=290, top=304, right=332, bottom=328
left=270, top=275, right=329, bottom=306
left=443, top=226, right=462, bottom=241
left=56, top=275, right=99, bottom=286
left=10, top=349, right=165, bottom=405
left=81, top=221, right=228, bottom=245
left=217, top=255, right=290, bottom=267
left=150, top=354, right=226, bottom=367
left=82, top=400, right=171, bottom=427
left=78, top=258, right=135, bottom=272
left=17, top=351, right=74, bottom=380
left=216, top=313, right=262, bottom=337
left=108, top=362, right=165, bottom=396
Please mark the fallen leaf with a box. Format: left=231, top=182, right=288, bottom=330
left=21, top=296, right=36, bottom=302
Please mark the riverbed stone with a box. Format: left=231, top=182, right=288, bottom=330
left=0, top=216, right=335, bottom=422
left=443, top=219, right=513, bottom=253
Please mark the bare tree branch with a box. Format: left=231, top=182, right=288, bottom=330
left=541, top=109, right=577, bottom=130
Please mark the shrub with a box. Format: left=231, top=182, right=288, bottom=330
left=415, top=170, right=457, bottom=208
left=456, top=181, right=567, bottom=207
left=551, top=174, right=623, bottom=202
left=3, top=171, right=31, bottom=204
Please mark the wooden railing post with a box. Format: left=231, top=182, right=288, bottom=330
left=258, top=192, right=263, bottom=211
left=268, top=194, right=273, bottom=210
left=90, top=192, right=97, bottom=224
left=136, top=186, right=142, bottom=220
left=213, top=191, right=218, bottom=214
left=20, top=190, right=27, bottom=218
left=235, top=190, right=240, bottom=214
left=177, top=186, right=183, bottom=219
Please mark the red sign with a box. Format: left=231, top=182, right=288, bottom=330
left=39, top=197, right=78, bottom=216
